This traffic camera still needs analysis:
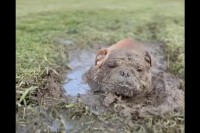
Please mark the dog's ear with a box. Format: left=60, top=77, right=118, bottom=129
left=145, top=51, right=152, bottom=67
left=95, top=48, right=108, bottom=67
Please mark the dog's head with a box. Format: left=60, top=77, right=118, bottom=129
left=86, top=39, right=153, bottom=97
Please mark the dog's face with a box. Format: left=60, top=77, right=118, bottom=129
left=86, top=39, right=153, bottom=97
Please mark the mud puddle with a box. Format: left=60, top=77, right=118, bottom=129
left=17, top=42, right=183, bottom=133
left=63, top=42, right=170, bottom=114
left=63, top=40, right=184, bottom=114
left=64, top=48, right=97, bottom=97
left=16, top=106, right=90, bottom=133
left=59, top=42, right=182, bottom=132
left=64, top=42, right=167, bottom=98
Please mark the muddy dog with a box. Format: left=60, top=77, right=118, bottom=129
left=83, top=38, right=184, bottom=116
left=84, top=38, right=153, bottom=97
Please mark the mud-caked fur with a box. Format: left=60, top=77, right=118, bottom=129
left=85, top=38, right=153, bottom=97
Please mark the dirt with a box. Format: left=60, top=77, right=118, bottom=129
left=36, top=67, right=68, bottom=107
left=64, top=41, right=184, bottom=117
left=16, top=41, right=184, bottom=133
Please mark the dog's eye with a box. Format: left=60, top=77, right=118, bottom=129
left=137, top=68, right=143, bottom=73
left=106, top=61, right=117, bottom=68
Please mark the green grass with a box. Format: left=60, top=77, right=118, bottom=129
left=16, top=0, right=184, bottom=132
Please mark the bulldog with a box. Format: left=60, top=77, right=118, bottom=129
left=84, top=38, right=153, bottom=97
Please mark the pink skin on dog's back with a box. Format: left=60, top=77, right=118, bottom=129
left=108, top=38, right=135, bottom=51
left=107, top=38, right=144, bottom=52
left=95, top=38, right=147, bottom=68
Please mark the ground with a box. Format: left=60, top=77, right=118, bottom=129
left=16, top=0, right=184, bottom=132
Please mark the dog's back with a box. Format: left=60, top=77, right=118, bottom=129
left=108, top=38, right=145, bottom=53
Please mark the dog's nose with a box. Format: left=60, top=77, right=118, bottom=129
left=120, top=70, right=130, bottom=77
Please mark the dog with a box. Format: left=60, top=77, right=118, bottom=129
left=85, top=38, right=153, bottom=97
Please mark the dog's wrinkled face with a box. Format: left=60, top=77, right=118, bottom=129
left=86, top=48, right=152, bottom=97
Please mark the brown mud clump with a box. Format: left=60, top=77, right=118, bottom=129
left=36, top=68, right=67, bottom=107
left=84, top=38, right=184, bottom=116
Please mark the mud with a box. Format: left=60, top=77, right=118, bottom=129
left=36, top=68, right=67, bottom=107
left=16, top=41, right=184, bottom=133
left=64, top=48, right=96, bottom=97
left=64, top=41, right=184, bottom=117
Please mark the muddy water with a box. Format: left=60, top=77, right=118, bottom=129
left=17, top=42, right=175, bottom=133
left=64, top=42, right=167, bottom=98
left=64, top=48, right=97, bottom=97
left=59, top=42, right=183, bottom=132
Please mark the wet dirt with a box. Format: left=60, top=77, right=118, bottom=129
left=64, top=48, right=96, bottom=97
left=36, top=67, right=67, bottom=107
left=16, top=41, right=184, bottom=133
left=63, top=46, right=108, bottom=114
left=64, top=42, right=167, bottom=98
left=64, top=41, right=184, bottom=116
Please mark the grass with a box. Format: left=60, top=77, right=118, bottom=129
left=16, top=0, right=184, bottom=132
